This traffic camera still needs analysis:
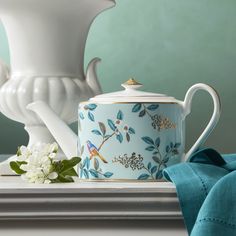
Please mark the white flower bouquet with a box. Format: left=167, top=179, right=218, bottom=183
left=10, top=143, right=81, bottom=184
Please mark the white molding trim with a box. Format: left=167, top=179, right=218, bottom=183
left=0, top=177, right=181, bottom=221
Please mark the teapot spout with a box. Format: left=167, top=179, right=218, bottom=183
left=27, top=101, right=78, bottom=158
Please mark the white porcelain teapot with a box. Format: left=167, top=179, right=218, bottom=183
left=28, top=79, right=221, bottom=181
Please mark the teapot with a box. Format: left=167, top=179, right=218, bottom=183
left=28, top=79, right=221, bottom=181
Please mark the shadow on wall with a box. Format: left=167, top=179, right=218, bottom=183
left=0, top=0, right=236, bottom=154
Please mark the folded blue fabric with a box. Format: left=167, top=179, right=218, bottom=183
left=163, top=148, right=236, bottom=236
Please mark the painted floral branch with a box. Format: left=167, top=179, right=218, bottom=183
left=132, top=103, right=176, bottom=131
left=91, top=110, right=135, bottom=152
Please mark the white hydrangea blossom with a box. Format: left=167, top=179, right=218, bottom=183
left=17, top=143, right=59, bottom=184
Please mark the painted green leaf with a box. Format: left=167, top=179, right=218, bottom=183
left=88, top=111, right=95, bottom=122
left=117, top=110, right=124, bottom=120
left=89, top=169, right=99, bottom=178
left=147, top=162, right=152, bottom=170
left=98, top=122, right=106, bottom=135
left=155, top=137, right=160, bottom=147
left=138, top=173, right=150, bottom=180
left=147, top=104, right=159, bottom=111
left=170, top=142, right=174, bottom=148
left=151, top=166, right=158, bottom=174
left=128, top=127, right=135, bottom=134
left=174, top=143, right=181, bottom=148
left=166, top=145, right=170, bottom=153
left=92, top=129, right=102, bottom=136
left=116, top=133, right=123, bottom=143
left=152, top=156, right=161, bottom=164
left=163, top=157, right=170, bottom=163
left=80, top=168, right=84, bottom=178
left=132, top=103, right=142, bottom=112
left=83, top=156, right=90, bottom=169
left=94, top=158, right=99, bottom=170
left=107, top=119, right=116, bottom=131
left=86, top=104, right=97, bottom=111
left=104, top=172, right=113, bottom=178
left=79, top=112, right=84, bottom=120
left=156, top=171, right=163, bottom=179
left=126, top=133, right=130, bottom=142
left=139, top=109, right=146, bottom=117
left=83, top=169, right=89, bottom=179
left=145, top=146, right=155, bottom=151
left=142, top=136, right=154, bottom=145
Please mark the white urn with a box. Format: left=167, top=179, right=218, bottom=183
left=0, top=0, right=115, bottom=148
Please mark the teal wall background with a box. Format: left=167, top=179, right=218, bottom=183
left=0, top=0, right=235, bottom=154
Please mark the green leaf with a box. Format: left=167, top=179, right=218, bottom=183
left=147, top=162, right=152, bottom=170
left=83, top=169, right=89, bottom=179
left=138, top=173, right=150, bottom=180
left=80, top=168, right=84, bottom=178
left=107, top=119, right=116, bottom=131
left=61, top=168, right=78, bottom=177
left=79, top=112, right=84, bottom=120
left=60, top=157, right=81, bottom=174
left=128, top=127, right=135, bottom=134
left=174, top=143, right=181, bottom=148
left=163, top=157, right=170, bottom=163
left=89, top=169, right=99, bottom=178
left=156, top=171, right=163, bottom=179
left=139, top=109, right=146, bottom=117
left=99, top=122, right=106, bottom=135
left=155, top=137, right=160, bottom=147
left=92, top=129, right=102, bottom=136
left=132, top=103, right=142, bottom=112
left=126, top=133, right=130, bottom=142
left=104, top=172, right=113, bottom=178
left=88, top=111, right=95, bottom=122
left=152, top=156, right=161, bottom=164
left=117, top=110, right=124, bottom=120
left=147, top=104, right=159, bottom=111
left=141, top=136, right=154, bottom=145
left=85, top=104, right=97, bottom=111
left=151, top=166, right=158, bottom=174
left=145, top=146, right=155, bottom=151
left=10, top=161, right=26, bottom=175
left=116, top=133, right=123, bottom=143
left=57, top=174, right=74, bottom=183
left=83, top=156, right=90, bottom=169
left=166, top=145, right=170, bottom=153
left=94, top=158, right=99, bottom=170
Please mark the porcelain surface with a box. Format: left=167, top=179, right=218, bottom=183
left=78, top=103, right=184, bottom=180
left=0, top=0, right=115, bottom=148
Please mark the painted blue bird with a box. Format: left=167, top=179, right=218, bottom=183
left=86, top=140, right=108, bottom=163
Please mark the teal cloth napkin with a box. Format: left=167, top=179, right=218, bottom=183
left=163, top=148, right=236, bottom=235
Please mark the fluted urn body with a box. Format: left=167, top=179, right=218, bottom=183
left=0, top=0, right=115, bottom=148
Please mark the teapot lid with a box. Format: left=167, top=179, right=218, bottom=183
left=89, top=78, right=179, bottom=103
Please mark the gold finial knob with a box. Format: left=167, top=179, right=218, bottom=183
left=121, top=78, right=143, bottom=90
left=123, top=78, right=142, bottom=86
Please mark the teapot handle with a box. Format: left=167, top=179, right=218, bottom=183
left=182, top=83, right=221, bottom=161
